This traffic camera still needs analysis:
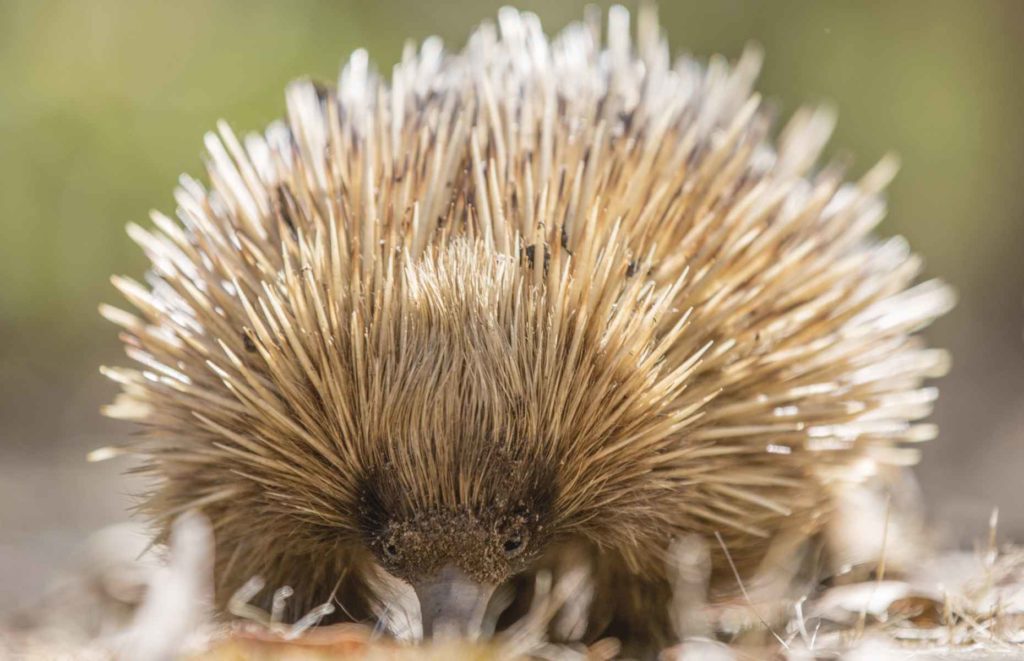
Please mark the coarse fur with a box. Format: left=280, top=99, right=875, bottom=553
left=102, top=5, right=953, bottom=648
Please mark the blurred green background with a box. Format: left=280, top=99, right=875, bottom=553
left=2, top=0, right=1023, bottom=604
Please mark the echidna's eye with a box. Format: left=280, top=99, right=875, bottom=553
left=383, top=540, right=400, bottom=561
left=502, top=535, right=524, bottom=557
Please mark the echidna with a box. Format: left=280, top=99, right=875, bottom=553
left=101, top=5, right=953, bottom=649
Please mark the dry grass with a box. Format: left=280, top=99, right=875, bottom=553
left=6, top=512, right=1024, bottom=660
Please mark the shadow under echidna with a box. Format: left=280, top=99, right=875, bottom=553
left=99, top=3, right=954, bottom=654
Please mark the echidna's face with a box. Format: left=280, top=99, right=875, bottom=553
left=373, top=507, right=538, bottom=634
left=359, top=469, right=553, bottom=636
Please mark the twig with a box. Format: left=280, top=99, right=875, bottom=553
left=855, top=494, right=891, bottom=638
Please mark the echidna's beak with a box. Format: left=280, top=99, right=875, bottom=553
left=413, top=565, right=495, bottom=639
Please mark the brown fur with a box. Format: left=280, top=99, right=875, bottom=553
left=102, top=5, right=952, bottom=647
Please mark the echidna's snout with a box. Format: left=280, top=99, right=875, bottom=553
left=413, top=565, right=495, bottom=639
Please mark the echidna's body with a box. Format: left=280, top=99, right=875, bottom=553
left=103, top=6, right=952, bottom=648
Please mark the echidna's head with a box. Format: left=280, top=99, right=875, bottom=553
left=361, top=486, right=551, bottom=635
